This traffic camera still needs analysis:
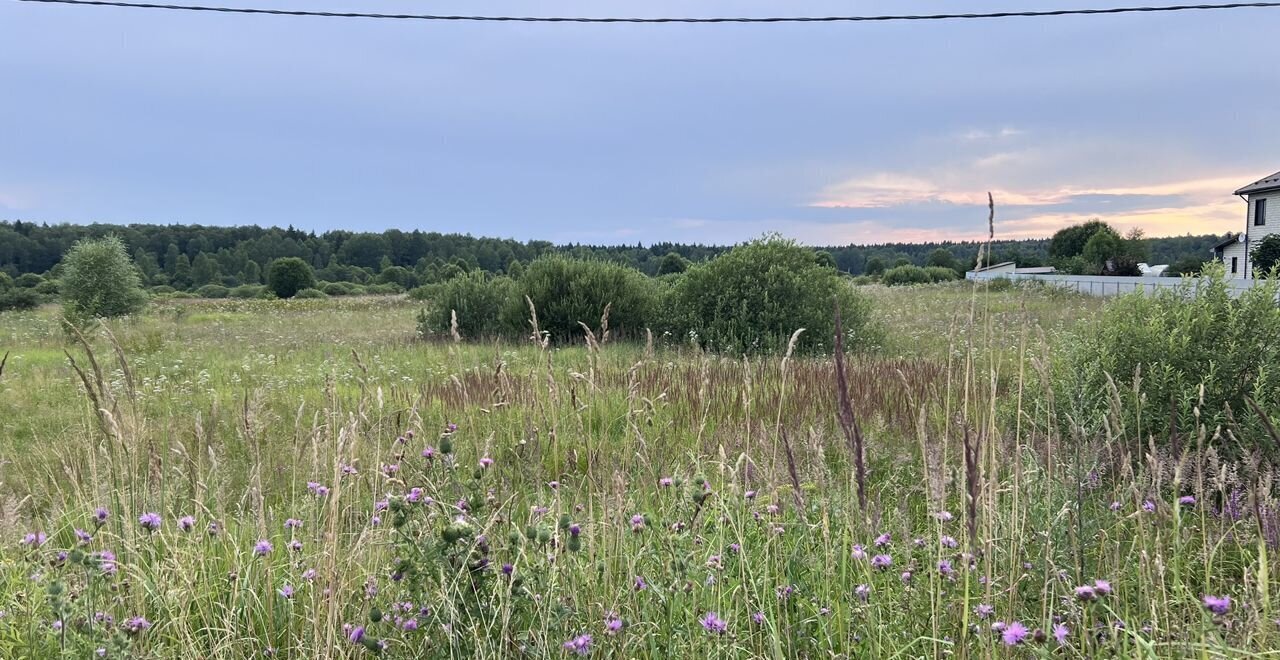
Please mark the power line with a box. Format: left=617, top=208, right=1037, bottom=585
left=14, top=0, right=1280, bottom=24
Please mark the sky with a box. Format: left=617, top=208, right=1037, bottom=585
left=2, top=0, right=1278, bottom=246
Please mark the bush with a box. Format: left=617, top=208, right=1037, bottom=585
left=880, top=265, right=932, bottom=286
left=417, top=272, right=515, bottom=340
left=923, top=266, right=960, bottom=282
left=149, top=285, right=177, bottom=295
left=665, top=236, right=878, bottom=355
left=407, top=284, right=441, bottom=301
left=850, top=275, right=876, bottom=286
left=502, top=256, right=657, bottom=343
left=365, top=283, right=405, bottom=296
left=267, top=257, right=316, bottom=299
left=322, top=282, right=356, bottom=297
left=195, top=284, right=230, bottom=299
left=1038, top=262, right=1280, bottom=450
left=14, top=273, right=44, bottom=289
left=34, top=279, right=59, bottom=296
left=59, top=236, right=148, bottom=321
left=0, top=288, right=40, bottom=312
left=294, top=288, right=328, bottom=299
left=229, top=284, right=269, bottom=299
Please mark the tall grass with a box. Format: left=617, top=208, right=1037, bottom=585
left=0, top=288, right=1275, bottom=657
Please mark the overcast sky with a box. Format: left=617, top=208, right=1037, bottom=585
left=2, top=0, right=1278, bottom=245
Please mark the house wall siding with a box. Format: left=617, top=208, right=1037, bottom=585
left=1220, top=241, right=1248, bottom=278
left=1245, top=191, right=1280, bottom=277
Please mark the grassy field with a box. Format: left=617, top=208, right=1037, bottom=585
left=0, top=282, right=1271, bottom=658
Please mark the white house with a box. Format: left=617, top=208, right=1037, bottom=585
left=1216, top=170, right=1280, bottom=278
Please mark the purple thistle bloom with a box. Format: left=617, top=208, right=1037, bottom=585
left=1109, top=500, right=1122, bottom=511
left=1001, top=621, right=1028, bottom=646
left=178, top=516, right=196, bottom=532
left=938, top=560, right=955, bottom=577
left=278, top=584, right=294, bottom=599
left=974, top=604, right=994, bottom=619
left=254, top=539, right=273, bottom=556
left=874, top=532, right=891, bottom=547
left=479, top=457, right=494, bottom=469
left=563, top=634, right=592, bottom=655
left=302, top=568, right=317, bottom=581
left=604, top=615, right=623, bottom=634
left=1053, top=623, right=1069, bottom=644
left=402, top=619, right=418, bottom=632
left=1093, top=579, right=1112, bottom=596
left=123, top=616, right=151, bottom=634
left=1179, top=495, right=1197, bottom=506
left=1074, top=585, right=1097, bottom=602
left=20, top=532, right=47, bottom=547
left=289, top=539, right=303, bottom=552
left=97, top=550, right=118, bottom=575
left=851, top=544, right=867, bottom=560
left=744, top=490, right=756, bottom=500
left=870, top=554, right=893, bottom=570
left=936, top=510, right=954, bottom=522
left=348, top=625, right=365, bottom=643
left=1203, top=594, right=1231, bottom=615
left=630, top=514, right=645, bottom=532
left=422, top=446, right=435, bottom=459
left=700, top=611, right=727, bottom=635
left=75, top=528, right=93, bottom=545
left=900, top=571, right=913, bottom=584
left=940, top=535, right=958, bottom=548
left=854, top=584, right=870, bottom=601
left=207, top=522, right=220, bottom=536
left=569, top=524, right=581, bottom=537
left=138, top=512, right=161, bottom=532
left=445, top=422, right=457, bottom=433
left=284, top=518, right=302, bottom=529
left=94, top=508, right=109, bottom=524
left=633, top=575, right=647, bottom=591
left=1142, top=500, right=1156, bottom=513
left=659, top=477, right=673, bottom=488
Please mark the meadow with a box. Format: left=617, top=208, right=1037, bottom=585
left=0, top=281, right=1274, bottom=658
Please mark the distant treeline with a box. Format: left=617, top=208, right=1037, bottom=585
left=0, top=220, right=1227, bottom=290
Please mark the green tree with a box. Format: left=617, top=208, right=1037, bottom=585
left=666, top=236, right=880, bottom=355
left=1251, top=234, right=1280, bottom=276
left=657, top=252, right=691, bottom=276
left=864, top=256, right=887, bottom=276
left=268, top=257, right=317, bottom=298
left=242, top=260, right=262, bottom=284
left=191, top=253, right=220, bottom=287
left=163, top=243, right=181, bottom=278
left=925, top=248, right=962, bottom=274
left=1049, top=219, right=1112, bottom=258
left=173, top=254, right=193, bottom=290
left=59, top=236, right=147, bottom=320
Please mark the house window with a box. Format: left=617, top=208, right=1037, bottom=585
left=1256, top=198, right=1268, bottom=226
left=1232, top=256, right=1239, bottom=274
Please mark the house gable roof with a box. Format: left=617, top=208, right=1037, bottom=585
left=1211, top=232, right=1243, bottom=250
left=1235, top=170, right=1280, bottom=196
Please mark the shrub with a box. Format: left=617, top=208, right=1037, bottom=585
left=0, top=288, right=40, bottom=312
left=502, top=256, right=657, bottom=343
left=982, top=277, right=1015, bottom=292
left=14, top=273, right=44, bottom=289
left=1039, top=262, right=1280, bottom=450
left=880, top=265, right=932, bottom=286
left=34, top=279, right=59, bottom=296
left=656, top=252, right=690, bottom=275
left=923, top=266, right=960, bottom=282
left=229, top=284, right=269, bottom=299
left=1251, top=234, right=1280, bottom=275
left=665, top=236, right=878, bottom=355
left=195, top=284, right=230, bottom=299
left=59, top=236, right=148, bottom=321
left=294, top=288, right=328, bottom=299
left=365, top=283, right=405, bottom=296
left=416, top=272, right=514, bottom=340
left=322, top=282, right=355, bottom=296
left=407, top=284, right=441, bottom=301
left=149, top=285, right=177, bottom=295
left=267, top=257, right=316, bottom=299
left=850, top=275, right=876, bottom=286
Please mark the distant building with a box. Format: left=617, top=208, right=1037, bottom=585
left=1218, top=170, right=1280, bottom=279
left=971, top=261, right=1056, bottom=275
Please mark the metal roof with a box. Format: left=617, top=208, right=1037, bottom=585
left=1235, top=170, right=1280, bottom=195
left=1211, top=232, right=1243, bottom=250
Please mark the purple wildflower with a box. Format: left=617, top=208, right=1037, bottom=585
left=402, top=619, right=418, bottom=632
left=630, top=514, right=645, bottom=532
left=278, top=584, right=294, bottom=599
left=254, top=539, right=273, bottom=556
left=700, top=611, right=727, bottom=635
left=659, top=477, right=673, bottom=488
left=1001, top=621, right=1028, bottom=646
left=855, top=584, right=870, bottom=601
left=938, top=560, right=955, bottom=577
left=940, top=535, right=958, bottom=548
left=302, top=568, right=317, bottom=581
left=123, top=616, right=151, bottom=634
left=1203, top=595, right=1231, bottom=615
left=284, top=518, right=302, bottom=529
left=20, top=532, right=47, bottom=547
left=633, top=576, right=647, bottom=591
left=479, top=457, right=494, bottom=469
left=974, top=604, right=994, bottom=619
left=421, top=446, right=435, bottom=459
left=138, top=512, right=161, bottom=532
left=563, top=634, right=592, bottom=655
left=348, top=625, right=365, bottom=643
left=874, top=532, right=891, bottom=547
left=1142, top=500, right=1156, bottom=513
left=1074, top=585, right=1097, bottom=602
left=870, top=554, right=893, bottom=570
left=94, top=508, right=109, bottom=524
left=178, top=516, right=196, bottom=532
left=1179, top=495, right=1196, bottom=506
left=851, top=544, right=867, bottom=560
left=604, top=615, right=623, bottom=634
left=752, top=611, right=765, bottom=625
left=1109, top=500, right=1122, bottom=511
left=1093, top=579, right=1112, bottom=596
left=1053, top=623, right=1069, bottom=644
left=75, top=529, right=93, bottom=545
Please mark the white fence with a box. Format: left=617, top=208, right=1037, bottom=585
left=964, top=271, right=1261, bottom=298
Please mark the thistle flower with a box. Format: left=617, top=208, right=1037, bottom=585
left=1001, top=621, right=1028, bottom=646
left=94, top=508, right=109, bottom=525
left=851, top=544, right=866, bottom=560
left=302, top=568, right=317, bottom=581
left=548, top=481, right=560, bottom=490
left=1074, top=585, right=1097, bottom=602
left=20, top=532, right=47, bottom=547
left=633, top=575, right=647, bottom=591
left=178, top=516, right=196, bottom=532
left=207, top=522, right=220, bottom=536
left=630, top=514, right=645, bottom=532
left=855, top=584, right=870, bottom=601
left=1053, top=623, right=1069, bottom=644
left=479, top=457, right=494, bottom=469
left=123, top=616, right=152, bottom=635
left=562, top=634, right=592, bottom=655
left=974, top=604, right=994, bottom=619
left=604, top=615, right=623, bottom=635
left=752, top=611, right=765, bottom=625
left=940, top=535, right=958, bottom=548
left=75, top=529, right=93, bottom=545
left=97, top=550, right=118, bottom=576
left=402, top=619, right=418, bottom=632
left=700, top=611, right=727, bottom=635
left=1203, top=595, right=1231, bottom=615
left=254, top=539, right=273, bottom=556
left=421, top=446, right=435, bottom=459
left=138, top=513, right=161, bottom=532
left=659, top=477, right=673, bottom=488
left=874, top=532, right=891, bottom=547
left=900, top=571, right=913, bottom=584
left=284, top=518, right=302, bottom=529
left=1179, top=495, right=1196, bottom=506
left=278, top=584, right=294, bottom=599
left=936, top=510, right=954, bottom=522
left=1109, top=501, right=1122, bottom=511
left=1093, top=579, right=1112, bottom=596
left=870, top=554, right=893, bottom=570
left=347, top=625, right=365, bottom=643
left=289, top=539, right=303, bottom=552
left=1142, top=500, right=1156, bottom=513
left=938, top=560, right=955, bottom=577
